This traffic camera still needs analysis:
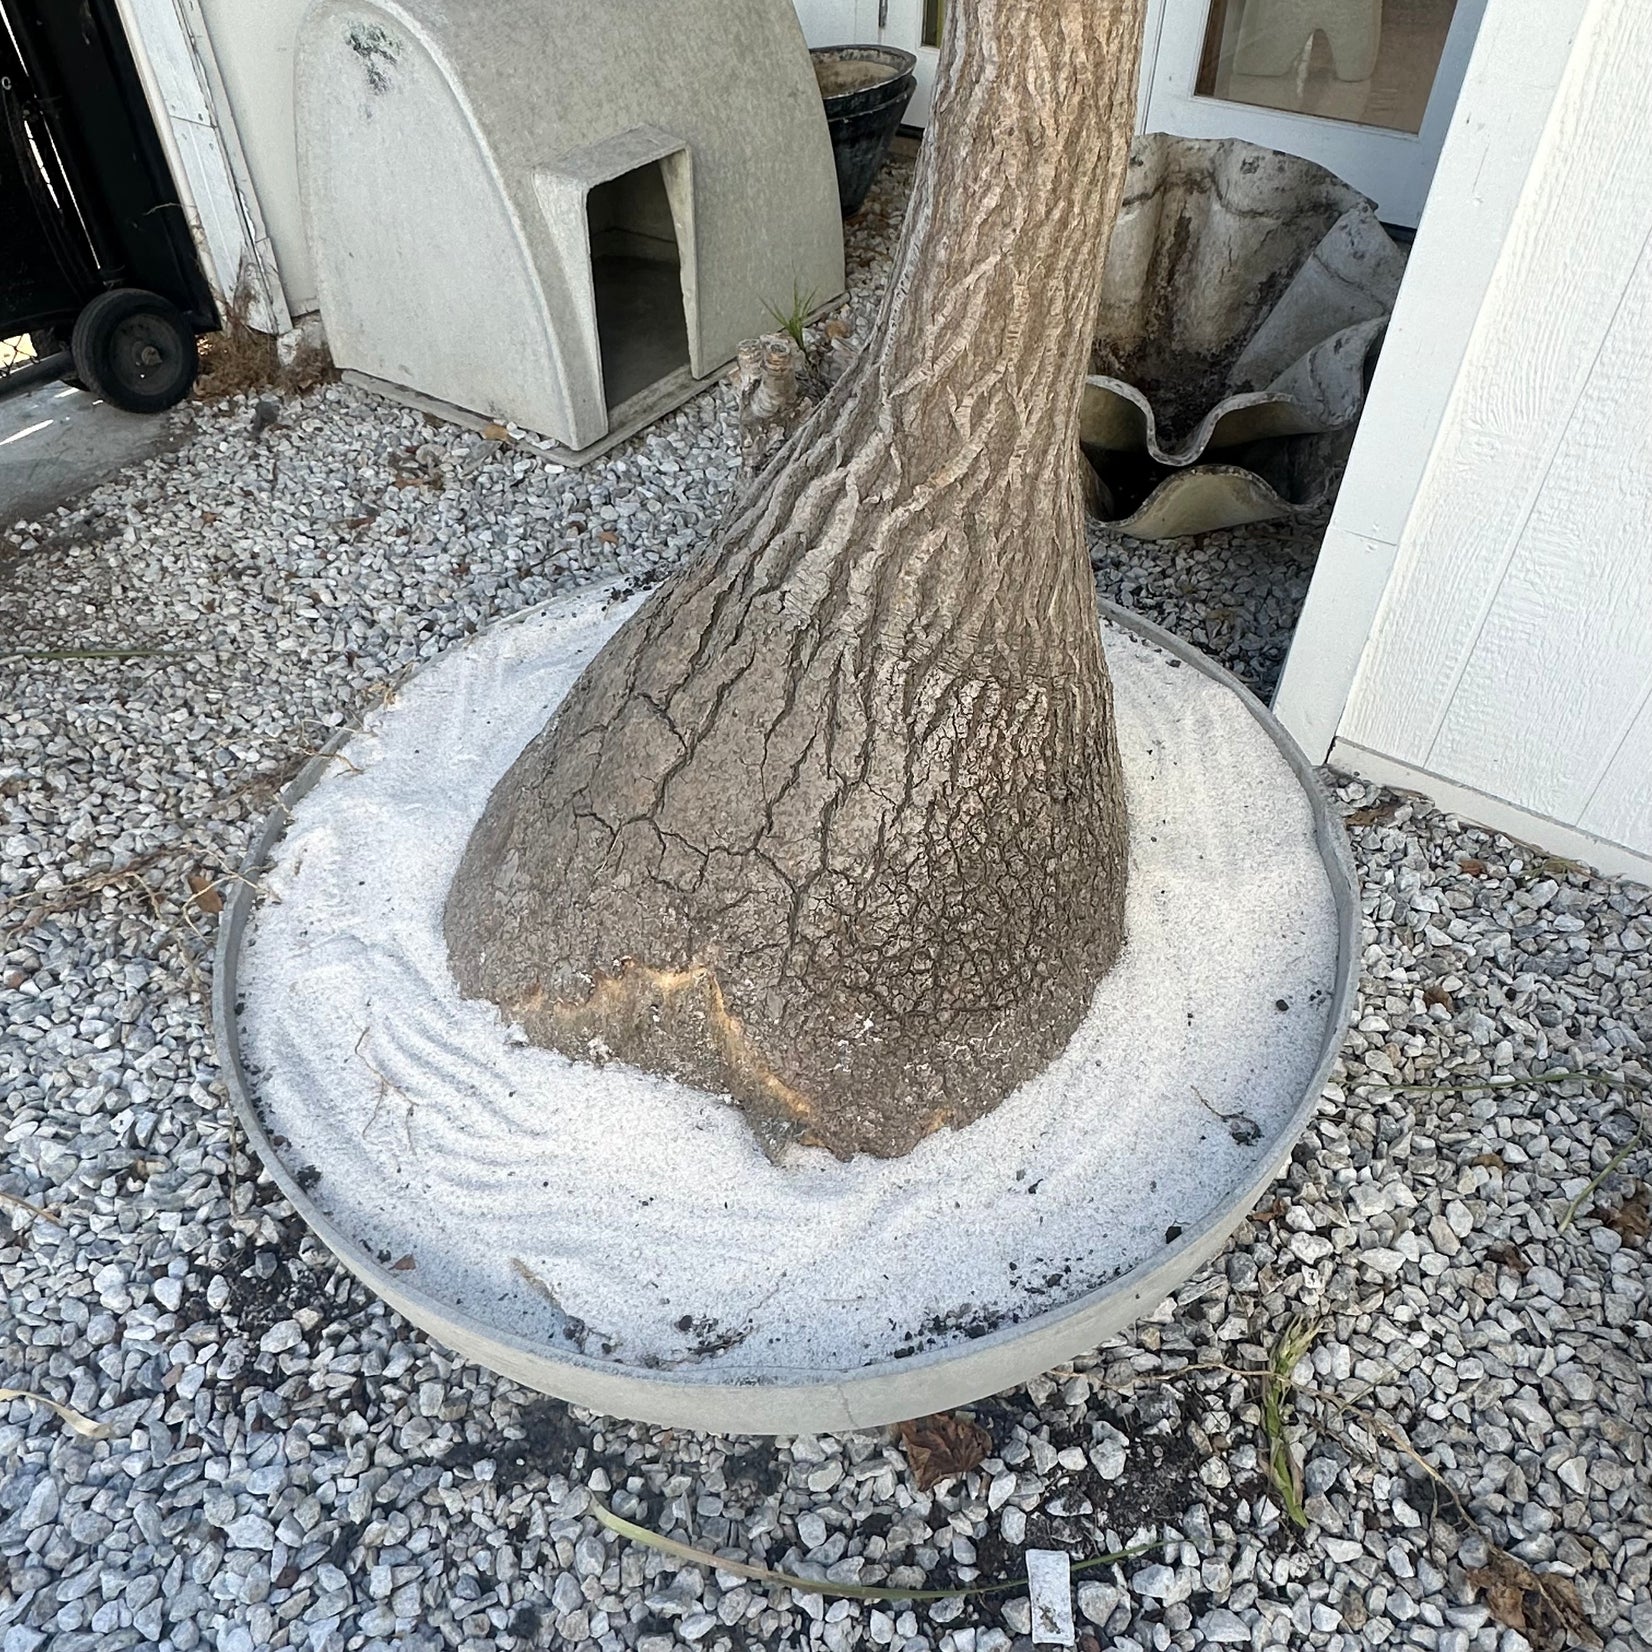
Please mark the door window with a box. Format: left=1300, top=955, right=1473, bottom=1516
left=1195, top=0, right=1459, bottom=133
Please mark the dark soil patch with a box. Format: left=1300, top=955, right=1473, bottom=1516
left=942, top=1388, right=1283, bottom=1634
left=322, top=1514, right=369, bottom=1577
left=211, top=1215, right=317, bottom=1342
left=721, top=1439, right=788, bottom=1506
left=444, top=1396, right=603, bottom=1494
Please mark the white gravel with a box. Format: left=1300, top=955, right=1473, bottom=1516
left=3, top=154, right=1649, bottom=1652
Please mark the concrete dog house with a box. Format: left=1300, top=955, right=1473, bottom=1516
left=296, top=0, right=846, bottom=460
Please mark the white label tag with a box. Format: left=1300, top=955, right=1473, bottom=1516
left=1026, top=1548, right=1075, bottom=1646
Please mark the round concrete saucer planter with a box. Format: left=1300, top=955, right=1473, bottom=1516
left=215, top=588, right=1357, bottom=1435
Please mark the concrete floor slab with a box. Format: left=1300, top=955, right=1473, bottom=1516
left=0, top=378, right=183, bottom=526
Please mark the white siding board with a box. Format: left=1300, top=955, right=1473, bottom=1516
left=790, top=0, right=878, bottom=42
left=167, top=117, right=248, bottom=296
left=1341, top=0, right=1652, bottom=768
left=1328, top=3, right=1587, bottom=551
left=113, top=0, right=290, bottom=334
left=1578, top=689, right=1652, bottom=852
left=1425, top=240, right=1652, bottom=815
left=1271, top=0, right=1587, bottom=760
left=1279, top=0, right=1652, bottom=876
left=194, top=0, right=314, bottom=313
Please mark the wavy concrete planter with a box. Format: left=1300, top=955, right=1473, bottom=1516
left=215, top=590, right=1358, bottom=1434
left=1084, top=134, right=1406, bottom=539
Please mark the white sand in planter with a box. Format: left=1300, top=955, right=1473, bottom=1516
left=238, top=587, right=1341, bottom=1383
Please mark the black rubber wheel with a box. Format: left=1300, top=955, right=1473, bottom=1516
left=71, top=289, right=198, bottom=413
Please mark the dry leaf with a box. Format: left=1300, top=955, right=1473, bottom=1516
left=389, top=1253, right=417, bottom=1272
left=0, top=1387, right=110, bottom=1439
left=1486, top=1242, right=1528, bottom=1275
left=897, top=1411, right=992, bottom=1490
left=599, top=530, right=620, bottom=545
left=1596, top=1185, right=1648, bottom=1245
left=481, top=421, right=510, bottom=440
left=1249, top=1199, right=1288, bottom=1225
left=186, top=872, right=224, bottom=915
left=1346, top=799, right=1401, bottom=827
left=1537, top=854, right=1585, bottom=879
left=1472, top=1152, right=1507, bottom=1171
left=1423, top=984, right=1456, bottom=1011
left=1468, top=1551, right=1599, bottom=1651
left=1458, top=857, right=1487, bottom=876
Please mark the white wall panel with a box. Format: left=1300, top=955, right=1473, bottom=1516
left=1292, top=0, right=1652, bottom=878
left=1424, top=253, right=1652, bottom=817
left=1271, top=0, right=1587, bottom=759
left=1579, top=689, right=1652, bottom=854
left=195, top=0, right=313, bottom=313
left=112, top=0, right=290, bottom=332
left=1341, top=0, right=1652, bottom=766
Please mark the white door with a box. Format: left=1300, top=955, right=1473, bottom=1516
left=1140, top=0, right=1486, bottom=225
left=791, top=0, right=878, bottom=47
left=874, top=0, right=942, bottom=126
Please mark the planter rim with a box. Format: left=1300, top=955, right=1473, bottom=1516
left=214, top=589, right=1359, bottom=1434
left=811, top=44, right=919, bottom=111
left=810, top=43, right=918, bottom=73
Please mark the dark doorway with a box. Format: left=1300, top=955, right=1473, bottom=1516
left=586, top=160, right=690, bottom=413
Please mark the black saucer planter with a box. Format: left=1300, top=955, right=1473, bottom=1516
left=811, top=46, right=917, bottom=217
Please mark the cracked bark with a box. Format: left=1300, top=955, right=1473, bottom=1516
left=445, top=0, right=1146, bottom=1159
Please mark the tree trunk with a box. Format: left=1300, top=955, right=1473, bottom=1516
left=444, top=0, right=1147, bottom=1160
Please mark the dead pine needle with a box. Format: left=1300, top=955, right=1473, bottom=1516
left=0, top=1188, right=59, bottom=1224
left=1102, top=1346, right=1602, bottom=1648
left=130, top=873, right=211, bottom=1005
left=196, top=279, right=333, bottom=400
left=0, top=647, right=201, bottom=663
left=1559, top=1119, right=1646, bottom=1232
left=510, top=1256, right=566, bottom=1313
left=1377, top=1066, right=1639, bottom=1097
left=354, top=1027, right=415, bottom=1146
left=0, top=849, right=173, bottom=935
left=590, top=1498, right=1156, bottom=1604
left=317, top=747, right=364, bottom=777
left=1190, top=1084, right=1262, bottom=1146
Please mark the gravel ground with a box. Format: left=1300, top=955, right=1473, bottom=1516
left=3, top=157, right=1649, bottom=1652
left=1087, top=516, right=1322, bottom=706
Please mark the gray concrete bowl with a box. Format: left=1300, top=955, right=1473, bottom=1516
left=214, top=594, right=1358, bottom=1435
